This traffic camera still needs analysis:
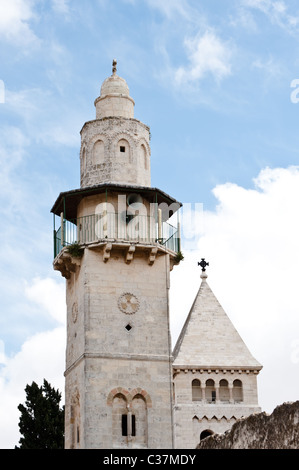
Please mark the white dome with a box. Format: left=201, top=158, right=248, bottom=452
left=100, top=74, right=130, bottom=97
left=95, top=61, right=135, bottom=119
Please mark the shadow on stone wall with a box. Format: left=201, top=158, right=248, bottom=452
left=197, top=401, right=299, bottom=449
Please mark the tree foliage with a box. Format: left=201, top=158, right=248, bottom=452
left=16, top=379, right=64, bottom=449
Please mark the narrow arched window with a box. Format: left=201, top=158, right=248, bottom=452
left=112, top=393, right=128, bottom=447
left=92, top=139, right=104, bottom=165
left=141, top=144, right=147, bottom=169
left=206, top=379, right=216, bottom=404
left=219, top=379, right=229, bottom=403
left=131, top=394, right=147, bottom=448
left=118, top=139, right=130, bottom=160
left=192, top=379, right=202, bottom=401
left=233, top=379, right=243, bottom=403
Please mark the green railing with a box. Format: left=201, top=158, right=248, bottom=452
left=53, top=212, right=180, bottom=258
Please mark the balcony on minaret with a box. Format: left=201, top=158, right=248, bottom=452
left=51, top=184, right=182, bottom=278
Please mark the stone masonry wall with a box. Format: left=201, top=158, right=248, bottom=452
left=80, top=117, right=151, bottom=188
left=197, top=401, right=299, bottom=449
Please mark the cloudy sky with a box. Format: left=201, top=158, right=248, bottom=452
left=1, top=0, right=299, bottom=448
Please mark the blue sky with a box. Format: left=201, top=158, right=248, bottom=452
left=1, top=0, right=299, bottom=448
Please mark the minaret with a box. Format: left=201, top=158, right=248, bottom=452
left=172, top=261, right=262, bottom=449
left=51, top=61, right=182, bottom=449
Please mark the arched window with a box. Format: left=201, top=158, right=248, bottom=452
left=112, top=393, right=128, bottom=447
left=219, top=379, right=229, bottom=403
left=118, top=139, right=130, bottom=160
left=192, top=379, right=202, bottom=401
left=205, top=379, right=216, bottom=404
left=233, top=379, right=243, bottom=403
left=131, top=394, right=147, bottom=448
left=92, top=139, right=104, bottom=165
left=109, top=388, right=150, bottom=448
left=141, top=144, right=147, bottom=169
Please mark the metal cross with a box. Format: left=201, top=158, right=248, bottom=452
left=198, top=258, right=209, bottom=272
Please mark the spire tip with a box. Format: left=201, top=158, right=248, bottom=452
left=112, top=59, right=117, bottom=75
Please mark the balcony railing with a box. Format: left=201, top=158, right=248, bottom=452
left=53, top=212, right=180, bottom=258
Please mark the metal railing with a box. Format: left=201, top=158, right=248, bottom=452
left=53, top=212, right=180, bottom=258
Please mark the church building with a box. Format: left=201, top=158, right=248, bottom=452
left=51, top=61, right=262, bottom=449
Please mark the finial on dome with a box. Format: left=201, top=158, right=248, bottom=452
left=112, top=59, right=117, bottom=75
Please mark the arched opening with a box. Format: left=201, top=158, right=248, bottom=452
left=219, top=379, right=229, bottom=403
left=233, top=379, right=243, bottom=403
left=112, top=393, right=128, bottom=447
left=205, top=379, right=216, bottom=404
left=92, top=139, right=104, bottom=165
left=200, top=429, right=214, bottom=441
left=118, top=139, right=131, bottom=161
left=192, top=379, right=202, bottom=401
left=131, top=394, right=147, bottom=448
left=140, top=144, right=147, bottom=169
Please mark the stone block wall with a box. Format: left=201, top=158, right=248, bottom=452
left=196, top=401, right=299, bottom=449
left=80, top=117, right=151, bottom=188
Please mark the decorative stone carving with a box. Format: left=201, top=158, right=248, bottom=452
left=118, top=293, right=140, bottom=314
left=125, top=245, right=135, bottom=264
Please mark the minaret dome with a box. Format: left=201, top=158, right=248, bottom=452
left=94, top=59, right=135, bottom=119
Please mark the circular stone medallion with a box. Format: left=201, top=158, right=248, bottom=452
left=118, top=293, right=140, bottom=314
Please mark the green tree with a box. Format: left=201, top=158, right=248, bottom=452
left=16, top=379, right=64, bottom=449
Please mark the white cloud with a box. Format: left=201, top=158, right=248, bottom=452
left=175, top=31, right=232, bottom=85
left=252, top=56, right=285, bottom=82
left=5, top=87, right=80, bottom=147
left=0, top=340, right=6, bottom=365
left=170, top=166, right=299, bottom=414
left=0, top=126, right=30, bottom=216
left=0, top=277, right=66, bottom=449
left=145, top=0, right=191, bottom=20
left=0, top=0, right=38, bottom=46
left=25, top=277, right=66, bottom=325
left=243, top=0, right=299, bottom=33
left=0, top=327, right=65, bottom=449
left=52, top=0, right=70, bottom=15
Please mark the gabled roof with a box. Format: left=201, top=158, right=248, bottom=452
left=173, top=273, right=262, bottom=370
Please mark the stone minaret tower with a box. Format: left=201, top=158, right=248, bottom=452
left=51, top=61, right=182, bottom=449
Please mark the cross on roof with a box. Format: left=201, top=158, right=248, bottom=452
left=198, top=258, right=209, bottom=272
